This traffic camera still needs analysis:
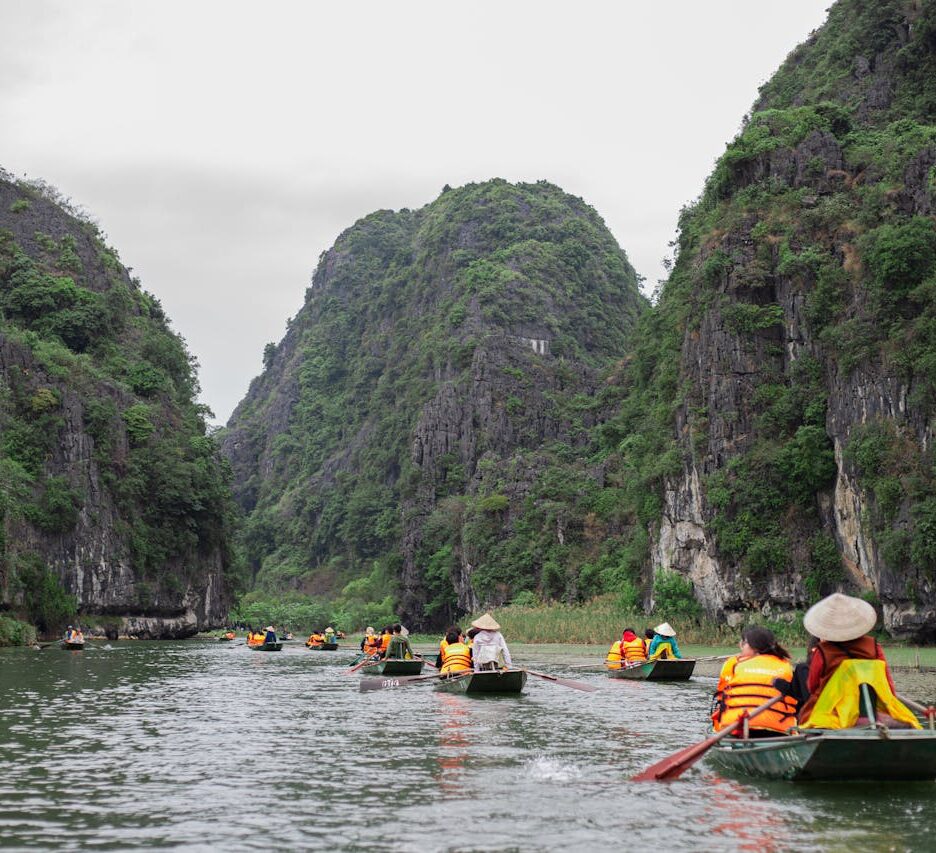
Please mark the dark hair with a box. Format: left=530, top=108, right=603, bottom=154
left=644, top=628, right=655, bottom=640
left=445, top=629, right=461, bottom=645
left=623, top=627, right=636, bottom=634
left=392, top=623, right=402, bottom=633
left=742, top=626, right=790, bottom=660
left=447, top=625, right=462, bottom=637
left=467, top=627, right=480, bottom=639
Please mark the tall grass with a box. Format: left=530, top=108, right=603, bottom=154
left=0, top=616, right=37, bottom=647
left=478, top=595, right=811, bottom=645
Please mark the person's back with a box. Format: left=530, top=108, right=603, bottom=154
left=648, top=622, right=681, bottom=660
left=441, top=630, right=472, bottom=675
left=386, top=624, right=412, bottom=659
left=470, top=614, right=511, bottom=670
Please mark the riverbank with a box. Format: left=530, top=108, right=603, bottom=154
left=0, top=616, right=36, bottom=647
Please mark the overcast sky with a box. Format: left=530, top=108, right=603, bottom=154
left=1, top=0, right=831, bottom=424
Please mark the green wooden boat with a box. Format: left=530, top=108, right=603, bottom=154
left=436, top=669, right=528, bottom=694
left=61, top=640, right=85, bottom=650
left=368, top=658, right=424, bottom=676
left=306, top=641, right=339, bottom=651
left=607, top=658, right=695, bottom=680
left=248, top=642, right=283, bottom=652
left=707, top=727, right=936, bottom=781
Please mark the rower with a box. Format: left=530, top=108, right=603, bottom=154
left=648, top=622, right=682, bottom=660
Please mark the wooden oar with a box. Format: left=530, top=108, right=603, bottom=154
left=345, top=656, right=381, bottom=675
left=568, top=663, right=608, bottom=670
left=631, top=694, right=783, bottom=782
left=522, top=668, right=599, bottom=693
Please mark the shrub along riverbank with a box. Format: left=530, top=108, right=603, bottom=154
left=0, top=616, right=37, bottom=646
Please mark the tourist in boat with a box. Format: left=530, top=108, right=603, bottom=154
left=360, top=626, right=381, bottom=657
left=711, top=626, right=799, bottom=737
left=605, top=627, right=647, bottom=669
left=386, top=624, right=414, bottom=659
left=263, top=625, right=277, bottom=645
left=440, top=628, right=473, bottom=675
left=377, top=626, right=393, bottom=659
left=795, top=593, right=919, bottom=730
left=324, top=626, right=336, bottom=644
left=469, top=613, right=512, bottom=671
left=436, top=625, right=463, bottom=667
left=647, top=622, right=682, bottom=660
left=307, top=630, right=325, bottom=647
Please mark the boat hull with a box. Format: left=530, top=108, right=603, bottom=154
left=370, top=659, right=424, bottom=676
left=307, top=642, right=339, bottom=650
left=61, top=641, right=85, bottom=650
left=707, top=728, right=936, bottom=781
left=607, top=658, right=696, bottom=680
left=248, top=642, right=283, bottom=652
left=437, top=669, right=528, bottom=694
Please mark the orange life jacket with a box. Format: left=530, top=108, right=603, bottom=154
left=712, top=654, right=798, bottom=734
left=606, top=641, right=624, bottom=670
left=441, top=641, right=472, bottom=674
left=379, top=633, right=392, bottom=654
left=622, top=637, right=647, bottom=662
left=363, top=636, right=381, bottom=654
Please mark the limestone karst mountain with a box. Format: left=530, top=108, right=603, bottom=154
left=0, top=174, right=237, bottom=637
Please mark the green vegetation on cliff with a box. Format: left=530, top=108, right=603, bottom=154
left=0, top=174, right=241, bottom=635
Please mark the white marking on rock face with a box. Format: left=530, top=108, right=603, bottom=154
left=518, top=337, right=549, bottom=355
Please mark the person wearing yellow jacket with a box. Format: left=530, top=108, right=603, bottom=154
left=440, top=629, right=473, bottom=675
left=606, top=628, right=646, bottom=669
left=711, top=626, right=798, bottom=736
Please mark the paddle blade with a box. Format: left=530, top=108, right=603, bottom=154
left=631, top=739, right=714, bottom=782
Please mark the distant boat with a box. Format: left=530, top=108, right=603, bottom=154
left=248, top=642, right=283, bottom=652
left=307, top=641, right=339, bottom=650
left=61, top=639, right=85, bottom=650
left=707, top=727, right=936, bottom=781
left=607, top=658, right=695, bottom=680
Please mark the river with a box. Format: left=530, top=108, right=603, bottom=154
left=1, top=640, right=935, bottom=851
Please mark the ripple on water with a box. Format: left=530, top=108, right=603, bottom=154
left=2, top=642, right=936, bottom=851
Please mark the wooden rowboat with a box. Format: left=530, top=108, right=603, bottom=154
left=607, top=658, right=696, bottom=681
left=367, top=658, right=424, bottom=676
left=436, top=669, right=528, bottom=694
left=707, top=727, right=936, bottom=781
left=61, top=640, right=85, bottom=650
left=248, top=642, right=283, bottom=652
left=306, top=642, right=339, bottom=650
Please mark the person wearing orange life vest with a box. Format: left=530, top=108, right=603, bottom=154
left=377, top=626, right=393, bottom=659
left=436, top=625, right=463, bottom=667
left=440, top=629, right=473, bottom=675
left=711, top=626, right=798, bottom=736
left=359, top=626, right=381, bottom=656
left=605, top=628, right=646, bottom=670
left=794, top=593, right=919, bottom=730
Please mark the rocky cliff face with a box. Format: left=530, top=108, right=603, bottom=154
left=222, top=180, right=646, bottom=626
left=648, top=0, right=936, bottom=637
left=0, top=175, right=234, bottom=637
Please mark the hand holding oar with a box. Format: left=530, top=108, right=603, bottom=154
left=631, top=694, right=783, bottom=782
left=522, top=668, right=599, bottom=693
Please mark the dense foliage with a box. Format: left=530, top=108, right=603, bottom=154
left=225, top=180, right=647, bottom=624
left=0, top=173, right=242, bottom=634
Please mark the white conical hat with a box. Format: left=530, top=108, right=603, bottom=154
left=653, top=622, right=676, bottom=637
left=471, top=613, right=501, bottom=631
left=803, top=593, right=877, bottom=642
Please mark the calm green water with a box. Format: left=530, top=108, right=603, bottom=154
left=1, top=641, right=935, bottom=851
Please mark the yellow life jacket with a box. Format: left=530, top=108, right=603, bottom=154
left=622, top=637, right=647, bottom=662
left=712, top=654, right=798, bottom=734
left=649, top=641, right=674, bottom=661
left=441, top=641, right=472, bottom=674
left=800, top=659, right=921, bottom=730
left=606, top=641, right=624, bottom=670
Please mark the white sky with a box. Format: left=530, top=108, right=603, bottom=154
left=0, top=0, right=831, bottom=424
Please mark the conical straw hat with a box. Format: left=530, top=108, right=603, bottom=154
left=653, top=622, right=676, bottom=637
left=471, top=613, right=500, bottom=631
left=803, top=593, right=877, bottom=642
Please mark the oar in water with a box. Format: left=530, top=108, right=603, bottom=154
left=522, top=668, right=599, bottom=693
left=631, top=694, right=783, bottom=782
left=568, top=662, right=608, bottom=670
left=345, top=656, right=382, bottom=675
left=897, top=694, right=936, bottom=727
